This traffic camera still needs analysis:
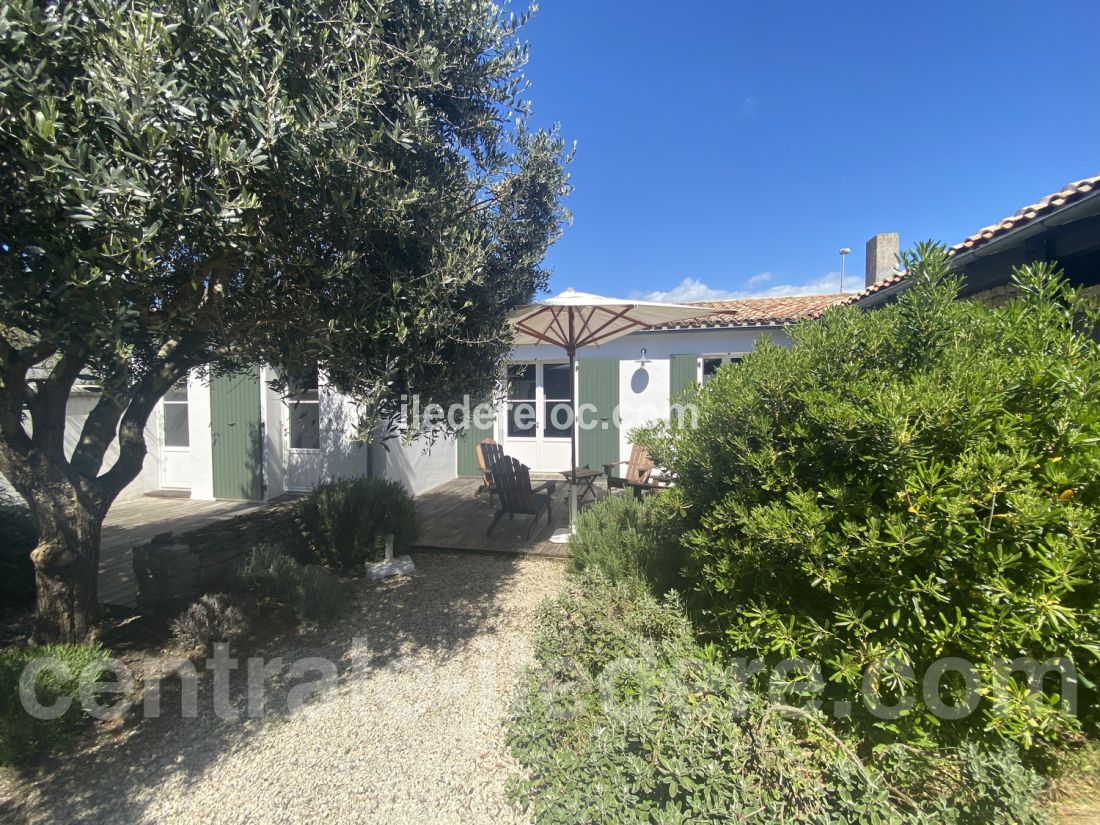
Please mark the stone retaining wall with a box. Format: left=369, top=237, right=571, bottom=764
left=133, top=498, right=308, bottom=615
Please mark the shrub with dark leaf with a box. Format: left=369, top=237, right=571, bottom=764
left=639, top=249, right=1100, bottom=753
left=0, top=492, right=37, bottom=611
left=233, top=544, right=355, bottom=627
left=568, top=490, right=684, bottom=595
left=233, top=543, right=302, bottom=599
left=508, top=576, right=1048, bottom=824
left=0, top=643, right=110, bottom=766
left=299, top=478, right=419, bottom=573
left=293, top=565, right=355, bottom=626
left=171, top=594, right=248, bottom=651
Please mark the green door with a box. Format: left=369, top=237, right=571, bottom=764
left=577, top=358, right=619, bottom=471
left=210, top=367, right=262, bottom=500
left=457, top=402, right=495, bottom=477
left=670, top=354, right=699, bottom=401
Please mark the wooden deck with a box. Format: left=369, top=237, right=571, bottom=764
left=100, top=476, right=584, bottom=609
left=99, top=495, right=266, bottom=608
left=413, top=476, right=594, bottom=559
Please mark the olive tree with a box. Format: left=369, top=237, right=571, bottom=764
left=0, top=0, right=570, bottom=641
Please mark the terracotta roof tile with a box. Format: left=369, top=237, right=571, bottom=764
left=843, top=270, right=908, bottom=304
left=849, top=171, right=1100, bottom=305
left=647, top=293, right=848, bottom=329
left=948, top=172, right=1100, bottom=255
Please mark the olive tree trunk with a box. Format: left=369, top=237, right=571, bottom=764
left=0, top=341, right=187, bottom=643
left=28, top=487, right=106, bottom=643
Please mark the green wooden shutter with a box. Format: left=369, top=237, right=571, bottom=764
left=210, top=367, right=262, bottom=500
left=577, top=358, right=619, bottom=471
left=457, top=402, right=495, bottom=477
left=669, top=354, right=699, bottom=401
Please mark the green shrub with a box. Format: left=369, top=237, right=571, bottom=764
left=568, top=491, right=684, bottom=594
left=233, top=544, right=354, bottom=626
left=171, top=594, right=248, bottom=651
left=300, top=478, right=419, bottom=573
left=0, top=643, right=110, bottom=765
left=640, top=248, right=1100, bottom=753
left=0, top=492, right=37, bottom=610
left=234, top=543, right=301, bottom=599
left=508, top=577, right=1048, bottom=824
left=293, top=565, right=356, bottom=626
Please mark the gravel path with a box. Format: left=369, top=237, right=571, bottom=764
left=0, top=552, right=566, bottom=825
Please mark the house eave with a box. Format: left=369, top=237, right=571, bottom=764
left=949, top=188, right=1100, bottom=268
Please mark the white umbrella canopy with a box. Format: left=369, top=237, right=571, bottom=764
left=508, top=288, right=705, bottom=350
left=505, top=288, right=703, bottom=542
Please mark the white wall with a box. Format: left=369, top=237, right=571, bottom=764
left=507, top=325, right=791, bottom=467
left=185, top=371, right=215, bottom=500
left=374, top=432, right=457, bottom=497
left=0, top=391, right=161, bottom=504
left=318, top=378, right=372, bottom=485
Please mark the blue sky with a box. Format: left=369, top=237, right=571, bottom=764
left=521, top=1, right=1100, bottom=301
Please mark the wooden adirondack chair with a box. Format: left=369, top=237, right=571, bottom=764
left=603, top=443, right=668, bottom=499
left=476, top=439, right=505, bottom=504
left=487, top=456, right=557, bottom=539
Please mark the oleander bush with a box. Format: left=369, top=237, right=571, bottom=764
left=300, top=478, right=420, bottom=573
left=0, top=643, right=111, bottom=766
left=638, top=246, right=1100, bottom=753
left=508, top=576, right=1047, bottom=824
left=568, top=491, right=685, bottom=594
left=0, top=493, right=37, bottom=611
left=171, top=594, right=248, bottom=651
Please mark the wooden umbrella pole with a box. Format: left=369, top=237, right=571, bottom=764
left=568, top=308, right=578, bottom=531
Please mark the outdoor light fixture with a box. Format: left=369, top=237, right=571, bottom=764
left=637, top=347, right=651, bottom=366
left=839, top=247, right=852, bottom=292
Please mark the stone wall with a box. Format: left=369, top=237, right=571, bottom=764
left=133, top=497, right=308, bottom=615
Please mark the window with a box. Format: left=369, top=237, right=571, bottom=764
left=507, top=363, right=537, bottom=438
left=542, top=362, right=573, bottom=439
left=162, top=382, right=189, bottom=448
left=288, top=372, right=320, bottom=450
left=701, top=354, right=743, bottom=384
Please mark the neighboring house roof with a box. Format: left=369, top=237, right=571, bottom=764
left=646, top=293, right=848, bottom=330
left=844, top=270, right=907, bottom=305
left=850, top=172, right=1100, bottom=306
left=949, top=173, right=1100, bottom=256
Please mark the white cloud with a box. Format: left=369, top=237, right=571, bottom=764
left=638, top=270, right=861, bottom=303
left=640, top=277, right=740, bottom=303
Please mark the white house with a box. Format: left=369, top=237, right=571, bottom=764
left=65, top=292, right=840, bottom=502
left=2, top=293, right=846, bottom=504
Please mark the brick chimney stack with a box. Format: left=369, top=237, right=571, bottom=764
left=865, top=233, right=900, bottom=287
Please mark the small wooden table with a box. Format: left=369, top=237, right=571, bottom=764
left=561, top=467, right=601, bottom=507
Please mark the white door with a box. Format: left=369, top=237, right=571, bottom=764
left=501, top=361, right=573, bottom=472
left=159, top=383, right=191, bottom=489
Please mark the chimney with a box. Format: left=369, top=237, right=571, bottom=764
left=865, top=233, right=899, bottom=287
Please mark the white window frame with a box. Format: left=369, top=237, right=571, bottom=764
left=699, top=353, right=748, bottom=384
left=504, top=360, right=572, bottom=442
left=161, top=382, right=190, bottom=451
left=541, top=361, right=573, bottom=441
left=505, top=362, right=538, bottom=442
left=286, top=372, right=321, bottom=453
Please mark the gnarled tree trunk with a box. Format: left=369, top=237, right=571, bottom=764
left=29, top=488, right=105, bottom=643
left=0, top=337, right=188, bottom=644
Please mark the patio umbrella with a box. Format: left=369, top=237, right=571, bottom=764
left=507, top=288, right=703, bottom=543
